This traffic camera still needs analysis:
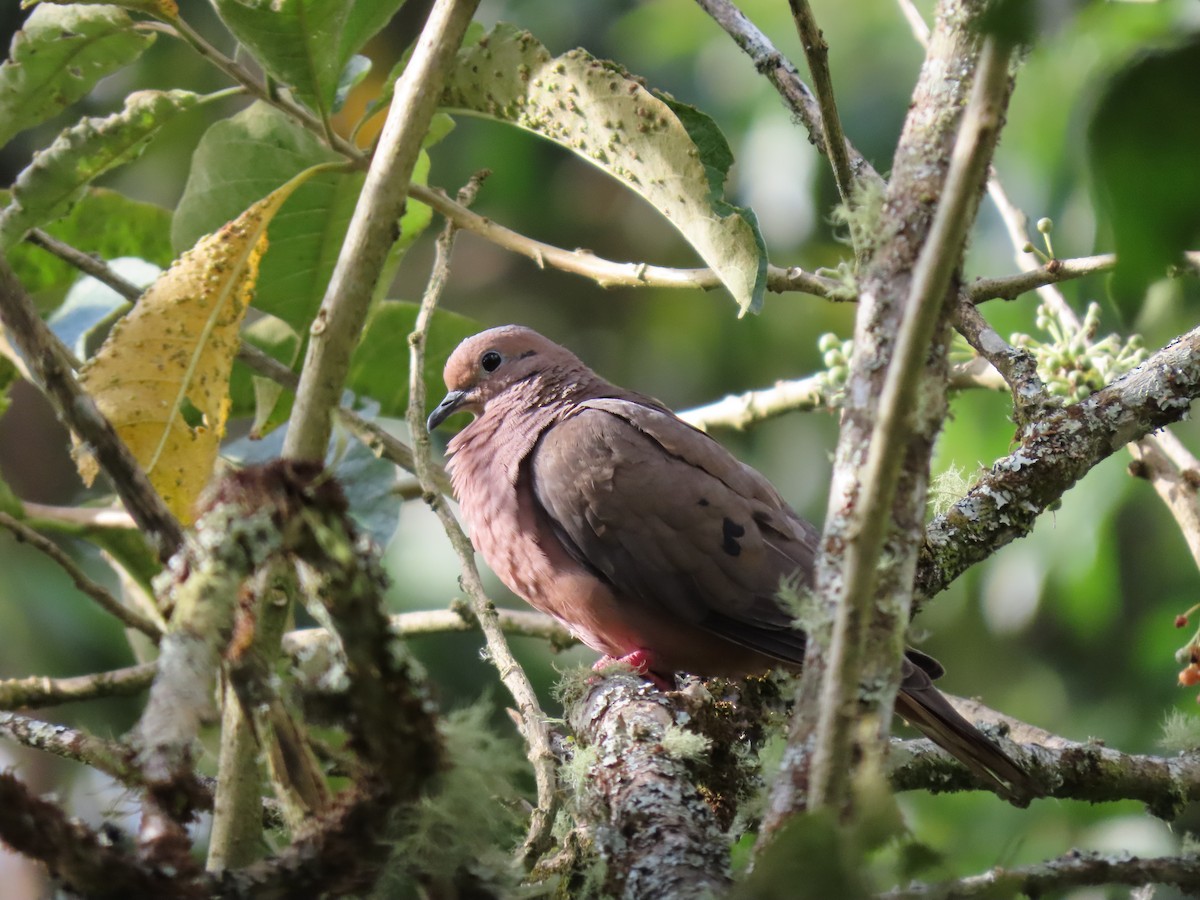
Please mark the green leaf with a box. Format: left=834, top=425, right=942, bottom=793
left=0, top=354, right=17, bottom=425
left=338, top=0, right=407, bottom=68
left=347, top=302, right=480, bottom=417
left=212, top=0, right=354, bottom=117
left=5, top=188, right=173, bottom=311
left=0, top=4, right=154, bottom=148
left=23, top=1, right=180, bottom=17
left=173, top=102, right=437, bottom=333
left=441, top=24, right=767, bottom=314
left=221, top=410, right=403, bottom=546
left=1088, top=36, right=1200, bottom=309
left=172, top=102, right=360, bottom=332
left=0, top=90, right=198, bottom=251
left=334, top=54, right=371, bottom=113
left=228, top=314, right=300, bottom=423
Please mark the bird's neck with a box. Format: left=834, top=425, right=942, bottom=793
left=448, top=370, right=611, bottom=484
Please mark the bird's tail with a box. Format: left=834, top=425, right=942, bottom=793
left=896, top=660, right=1039, bottom=806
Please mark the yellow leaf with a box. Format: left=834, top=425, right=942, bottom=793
left=74, top=184, right=296, bottom=523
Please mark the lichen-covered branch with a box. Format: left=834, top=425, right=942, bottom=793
left=953, top=299, right=1051, bottom=425
left=767, top=0, right=1014, bottom=829
left=562, top=674, right=732, bottom=899
left=891, top=734, right=1200, bottom=820
left=915, top=321, right=1200, bottom=605
left=883, top=848, right=1200, bottom=899
left=0, top=712, right=138, bottom=785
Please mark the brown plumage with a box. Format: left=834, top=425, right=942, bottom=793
left=428, top=324, right=1035, bottom=803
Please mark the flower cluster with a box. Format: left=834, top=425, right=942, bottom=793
left=1011, top=302, right=1147, bottom=402
left=814, top=332, right=854, bottom=408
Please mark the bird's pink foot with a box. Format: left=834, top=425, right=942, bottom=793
left=593, top=650, right=674, bottom=690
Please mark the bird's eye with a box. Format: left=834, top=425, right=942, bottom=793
left=480, top=350, right=503, bottom=372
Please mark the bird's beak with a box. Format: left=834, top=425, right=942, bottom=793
left=427, top=389, right=468, bottom=431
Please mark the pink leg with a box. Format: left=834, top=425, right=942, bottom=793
left=593, top=650, right=675, bottom=691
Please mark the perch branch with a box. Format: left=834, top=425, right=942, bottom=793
left=563, top=674, right=733, bottom=898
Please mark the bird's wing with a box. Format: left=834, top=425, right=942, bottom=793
left=530, top=397, right=818, bottom=663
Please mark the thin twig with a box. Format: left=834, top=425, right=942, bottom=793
left=694, top=0, right=882, bottom=189
left=0, top=609, right=573, bottom=712
left=0, top=663, right=158, bottom=710
left=677, top=363, right=1000, bottom=432
left=0, top=258, right=185, bottom=562
left=283, top=0, right=481, bottom=460
left=788, top=0, right=855, bottom=207
left=404, top=176, right=559, bottom=862
left=1128, top=434, right=1200, bottom=573
left=0, top=513, right=164, bottom=638
left=285, top=607, right=575, bottom=654
left=953, top=300, right=1051, bottom=424
left=410, top=183, right=841, bottom=297
left=679, top=375, right=829, bottom=430
left=968, top=253, right=1116, bottom=302
left=144, top=20, right=361, bottom=161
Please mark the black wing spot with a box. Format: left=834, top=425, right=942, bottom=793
left=698, top=498, right=710, bottom=507
left=722, top=517, right=745, bottom=557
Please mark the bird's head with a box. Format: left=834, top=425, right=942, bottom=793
left=427, top=325, right=583, bottom=431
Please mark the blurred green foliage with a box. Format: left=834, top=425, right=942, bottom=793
left=1, top=0, right=1199, bottom=896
